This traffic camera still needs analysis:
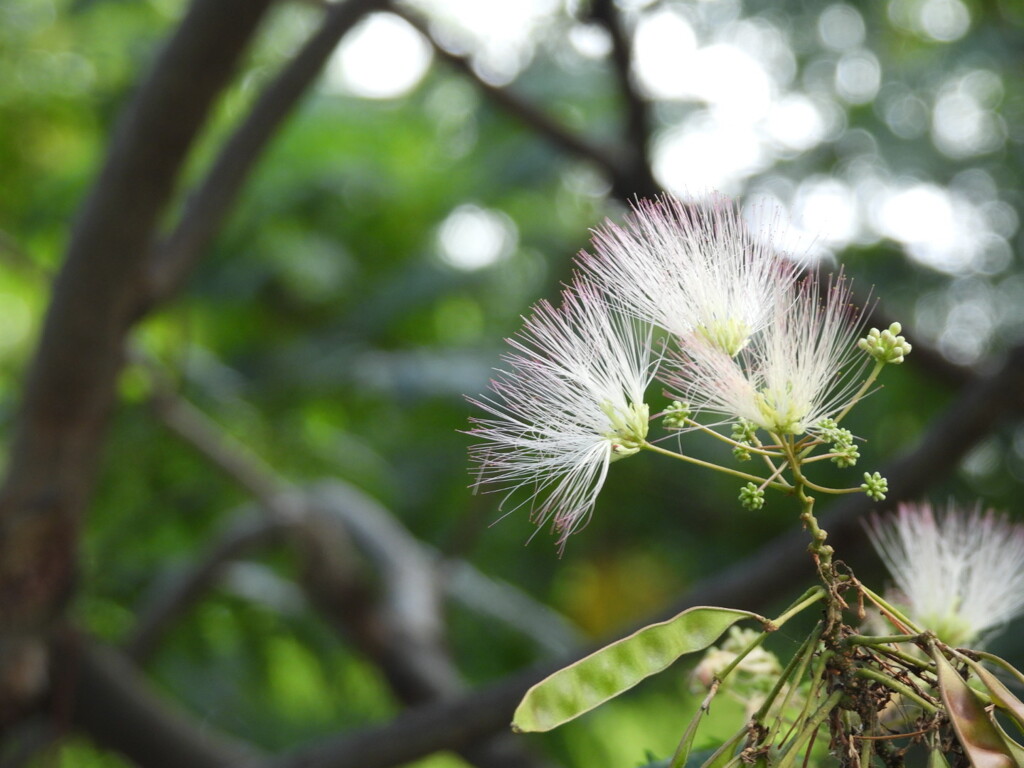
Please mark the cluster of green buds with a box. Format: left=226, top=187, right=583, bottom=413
left=860, top=471, right=888, bottom=501
left=739, top=481, right=765, bottom=511
left=858, top=322, right=912, bottom=365
left=662, top=400, right=691, bottom=430
left=730, top=419, right=757, bottom=462
left=816, top=418, right=859, bottom=468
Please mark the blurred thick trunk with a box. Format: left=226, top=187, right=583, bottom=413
left=0, top=0, right=275, bottom=725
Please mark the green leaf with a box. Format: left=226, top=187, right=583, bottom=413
left=929, top=748, right=953, bottom=768
left=933, top=649, right=1020, bottom=768
left=512, top=606, right=765, bottom=733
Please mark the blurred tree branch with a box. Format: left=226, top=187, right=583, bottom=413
left=125, top=514, right=291, bottom=664
left=124, top=368, right=557, bottom=767
left=0, top=0, right=275, bottom=720
left=391, top=4, right=642, bottom=197
left=143, top=0, right=391, bottom=309
left=62, top=635, right=269, bottom=768
left=587, top=0, right=659, bottom=199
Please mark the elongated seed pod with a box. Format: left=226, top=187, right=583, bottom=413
left=934, top=648, right=1017, bottom=768
left=512, top=606, right=766, bottom=733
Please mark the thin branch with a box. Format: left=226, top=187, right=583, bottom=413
left=274, top=661, right=551, bottom=768
left=299, top=485, right=563, bottom=768
left=0, top=0, right=274, bottom=717
left=146, top=379, right=300, bottom=520
left=297, top=493, right=460, bottom=704
left=143, top=0, right=391, bottom=308
left=588, top=0, right=659, bottom=199
left=390, top=4, right=634, bottom=191
left=142, top=362, right=580, bottom=650
left=442, top=560, right=582, bottom=656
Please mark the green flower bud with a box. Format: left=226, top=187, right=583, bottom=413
left=832, top=443, right=860, bottom=468
left=816, top=418, right=838, bottom=433
left=731, top=419, right=758, bottom=444
left=739, top=482, right=765, bottom=511
left=860, top=471, right=888, bottom=501
left=816, top=419, right=858, bottom=465
left=733, top=442, right=752, bottom=462
left=858, top=322, right=912, bottom=365
left=662, top=400, right=691, bottom=429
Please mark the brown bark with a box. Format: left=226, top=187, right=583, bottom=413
left=0, top=0, right=275, bottom=718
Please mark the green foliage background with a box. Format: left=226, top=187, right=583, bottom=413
left=2, top=0, right=1023, bottom=765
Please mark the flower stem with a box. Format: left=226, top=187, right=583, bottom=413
left=972, top=651, right=1024, bottom=688
left=854, top=667, right=938, bottom=713
left=834, top=359, right=885, bottom=425
left=800, top=478, right=863, bottom=495
left=845, top=633, right=923, bottom=646
left=859, top=584, right=924, bottom=635
left=772, top=586, right=826, bottom=628
left=641, top=442, right=791, bottom=490
left=781, top=437, right=849, bottom=640
left=776, top=689, right=845, bottom=768
left=844, top=634, right=932, bottom=669
left=754, top=620, right=823, bottom=724
left=683, top=418, right=783, bottom=457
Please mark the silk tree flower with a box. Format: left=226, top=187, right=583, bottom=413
left=579, top=194, right=794, bottom=356
left=468, top=280, right=657, bottom=549
left=866, top=503, right=1024, bottom=646
left=665, top=275, right=866, bottom=437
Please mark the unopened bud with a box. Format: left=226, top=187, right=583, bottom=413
left=739, top=482, right=765, bottom=511
left=861, top=471, right=888, bottom=501
left=858, top=323, right=912, bottom=365
left=662, top=400, right=691, bottom=429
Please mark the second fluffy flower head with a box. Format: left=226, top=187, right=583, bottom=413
left=867, top=502, right=1024, bottom=646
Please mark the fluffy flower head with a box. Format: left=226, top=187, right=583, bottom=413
left=866, top=502, right=1024, bottom=646
left=580, top=194, right=794, bottom=356
left=468, top=280, right=656, bottom=549
left=666, top=275, right=866, bottom=436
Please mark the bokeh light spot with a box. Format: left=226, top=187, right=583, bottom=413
left=436, top=205, right=517, bottom=271
left=324, top=13, right=432, bottom=100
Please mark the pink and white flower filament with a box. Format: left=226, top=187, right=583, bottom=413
left=469, top=280, right=656, bottom=548
left=667, top=275, right=867, bottom=436
left=582, top=194, right=792, bottom=356
left=866, top=502, right=1024, bottom=646
left=469, top=193, right=875, bottom=546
